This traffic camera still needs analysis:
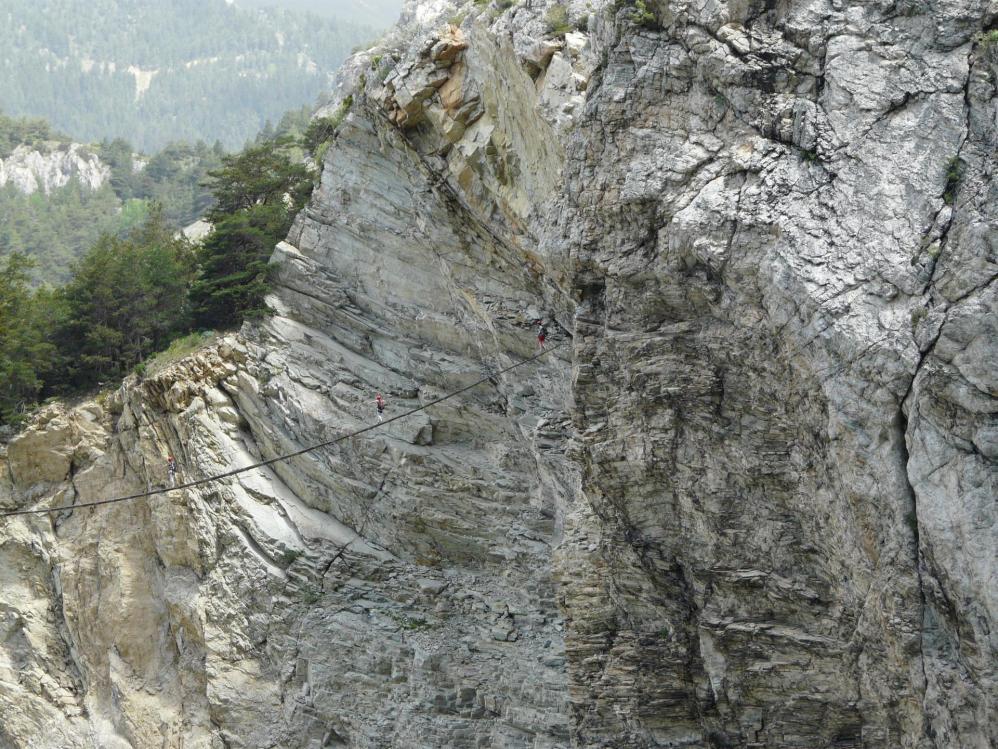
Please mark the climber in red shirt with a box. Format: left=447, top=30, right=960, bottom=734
left=375, top=393, right=386, bottom=422
left=537, top=322, right=548, bottom=349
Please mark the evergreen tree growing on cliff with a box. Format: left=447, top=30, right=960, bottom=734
left=51, top=209, right=195, bottom=390
left=189, top=137, right=313, bottom=328
left=0, top=254, right=56, bottom=422
left=188, top=205, right=283, bottom=328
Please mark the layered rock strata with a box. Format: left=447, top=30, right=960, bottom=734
left=1, top=0, right=995, bottom=747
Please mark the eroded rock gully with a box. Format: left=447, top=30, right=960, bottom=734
left=0, top=1, right=994, bottom=747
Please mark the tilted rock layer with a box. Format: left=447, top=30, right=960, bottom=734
left=1, top=0, right=994, bottom=747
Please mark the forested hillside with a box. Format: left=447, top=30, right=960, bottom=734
left=0, top=0, right=374, bottom=150
left=0, top=116, right=67, bottom=158
left=0, top=113, right=336, bottom=424
left=0, top=111, right=234, bottom=283
left=235, top=0, right=402, bottom=28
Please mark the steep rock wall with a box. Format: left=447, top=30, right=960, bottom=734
left=551, top=0, right=996, bottom=745
left=0, top=144, right=109, bottom=195
left=0, top=0, right=994, bottom=748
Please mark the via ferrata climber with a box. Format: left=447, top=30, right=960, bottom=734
left=537, top=322, right=548, bottom=349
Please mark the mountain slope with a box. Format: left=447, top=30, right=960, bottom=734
left=0, top=114, right=223, bottom=284
left=235, top=0, right=403, bottom=29
left=0, top=0, right=375, bottom=151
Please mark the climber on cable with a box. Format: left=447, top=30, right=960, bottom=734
left=537, top=321, right=548, bottom=349
left=375, top=393, right=386, bottom=422
left=167, top=456, right=177, bottom=488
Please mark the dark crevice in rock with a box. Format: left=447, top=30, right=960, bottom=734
left=915, top=44, right=979, bottom=295
left=896, top=364, right=939, bottom=748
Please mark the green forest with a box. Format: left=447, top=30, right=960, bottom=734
left=0, top=112, right=224, bottom=284
left=0, top=0, right=374, bottom=150
left=236, top=0, right=402, bottom=27
left=0, top=122, right=334, bottom=426
left=0, top=116, right=67, bottom=158
left=0, top=107, right=315, bottom=285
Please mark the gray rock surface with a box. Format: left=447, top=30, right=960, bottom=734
left=0, top=0, right=994, bottom=747
left=0, top=143, right=109, bottom=195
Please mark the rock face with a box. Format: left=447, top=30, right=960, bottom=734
left=0, top=143, right=109, bottom=195
left=0, top=1, right=994, bottom=748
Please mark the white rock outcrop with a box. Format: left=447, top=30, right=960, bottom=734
left=0, top=1, right=994, bottom=747
left=0, top=143, right=109, bottom=195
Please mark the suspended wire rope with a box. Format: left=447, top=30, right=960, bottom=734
left=1, top=343, right=565, bottom=519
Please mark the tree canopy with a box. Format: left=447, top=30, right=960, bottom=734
left=0, top=0, right=375, bottom=151
left=192, top=138, right=315, bottom=327
left=204, top=138, right=313, bottom=219
left=0, top=254, right=55, bottom=422
left=0, top=117, right=223, bottom=285
left=0, top=119, right=328, bottom=426
left=50, top=209, right=196, bottom=390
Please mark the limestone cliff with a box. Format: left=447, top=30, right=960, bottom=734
left=0, top=1, right=994, bottom=748
left=0, top=143, right=109, bottom=195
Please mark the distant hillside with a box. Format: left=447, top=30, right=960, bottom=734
left=0, top=112, right=230, bottom=284
left=0, top=0, right=375, bottom=151
left=234, top=0, right=402, bottom=29
left=0, top=120, right=109, bottom=196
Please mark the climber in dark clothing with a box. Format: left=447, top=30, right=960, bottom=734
left=375, top=393, right=386, bottom=422
left=537, top=323, right=548, bottom=349
left=167, top=456, right=177, bottom=488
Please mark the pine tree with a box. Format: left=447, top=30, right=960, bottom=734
left=54, top=209, right=195, bottom=389
left=189, top=205, right=282, bottom=329
left=190, top=138, right=313, bottom=328
left=204, top=137, right=313, bottom=218
left=0, top=254, right=56, bottom=422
